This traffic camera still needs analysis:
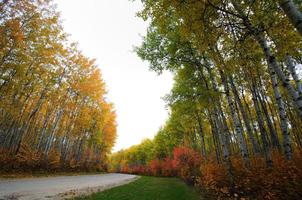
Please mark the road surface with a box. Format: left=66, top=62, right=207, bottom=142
left=0, top=173, right=138, bottom=200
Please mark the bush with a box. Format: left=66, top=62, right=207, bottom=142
left=149, top=159, right=162, bottom=176
left=110, top=146, right=302, bottom=199
left=0, top=143, right=107, bottom=174
left=196, top=151, right=302, bottom=199
left=161, top=157, right=176, bottom=177
left=172, top=146, right=201, bottom=184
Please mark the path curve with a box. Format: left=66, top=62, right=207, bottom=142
left=0, top=173, right=138, bottom=200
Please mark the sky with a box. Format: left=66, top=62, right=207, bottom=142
left=54, top=0, right=174, bottom=152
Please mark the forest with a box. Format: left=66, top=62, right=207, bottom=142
left=110, top=0, right=302, bottom=199
left=1, top=0, right=302, bottom=199
left=0, top=0, right=117, bottom=172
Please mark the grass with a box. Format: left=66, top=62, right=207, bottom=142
left=77, top=176, right=201, bottom=200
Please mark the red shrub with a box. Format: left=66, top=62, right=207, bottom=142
left=161, top=157, right=176, bottom=177
left=149, top=159, right=162, bottom=176
left=172, top=147, right=200, bottom=168
left=131, top=165, right=148, bottom=175
left=120, top=165, right=130, bottom=174
left=172, top=146, right=201, bottom=183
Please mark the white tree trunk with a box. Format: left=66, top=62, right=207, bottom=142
left=230, top=77, right=260, bottom=154
left=252, top=29, right=302, bottom=119
left=251, top=84, right=273, bottom=167
left=279, top=0, right=302, bottom=37
left=267, top=64, right=292, bottom=159
left=286, top=55, right=302, bottom=97
left=220, top=70, right=249, bottom=164
left=44, top=109, right=63, bottom=156
left=231, top=0, right=302, bottom=118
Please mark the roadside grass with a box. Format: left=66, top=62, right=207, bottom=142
left=76, top=176, right=201, bottom=200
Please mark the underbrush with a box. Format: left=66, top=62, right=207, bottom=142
left=111, top=147, right=302, bottom=199
left=0, top=144, right=107, bottom=175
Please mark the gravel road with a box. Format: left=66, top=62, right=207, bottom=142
left=0, top=173, right=138, bottom=200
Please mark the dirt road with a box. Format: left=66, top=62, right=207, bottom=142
left=0, top=173, right=137, bottom=200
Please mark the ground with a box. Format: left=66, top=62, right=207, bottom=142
left=0, top=173, right=137, bottom=200
left=77, top=176, right=202, bottom=200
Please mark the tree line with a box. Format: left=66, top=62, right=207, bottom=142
left=110, top=1, right=302, bottom=199
left=0, top=0, right=117, bottom=172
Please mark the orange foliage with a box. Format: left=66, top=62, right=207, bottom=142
left=131, top=165, right=148, bottom=175
left=161, top=157, right=176, bottom=177
left=113, top=147, right=302, bottom=199
left=149, top=159, right=162, bottom=176
left=172, top=146, right=201, bottom=183
left=0, top=144, right=107, bottom=173
left=197, top=150, right=302, bottom=199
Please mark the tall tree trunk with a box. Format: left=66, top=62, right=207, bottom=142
left=220, top=69, right=249, bottom=165
left=232, top=0, right=292, bottom=160
left=278, top=0, right=302, bottom=37
left=260, top=65, right=292, bottom=159
left=230, top=77, right=260, bottom=154
left=232, top=0, right=302, bottom=118
left=286, top=55, right=302, bottom=97
left=208, top=110, right=222, bottom=163
left=44, top=109, right=64, bottom=156
left=215, top=105, right=235, bottom=188
left=256, top=88, right=281, bottom=151
left=206, top=65, right=232, bottom=151
left=288, top=106, right=302, bottom=148
left=251, top=84, right=273, bottom=167
left=37, top=110, right=52, bottom=150
left=257, top=31, right=302, bottom=119
left=241, top=89, right=263, bottom=153
left=195, top=113, right=206, bottom=158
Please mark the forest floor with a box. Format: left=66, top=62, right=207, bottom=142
left=0, top=173, right=137, bottom=200
left=76, top=176, right=210, bottom=200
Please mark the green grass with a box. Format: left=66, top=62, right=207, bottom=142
left=77, top=176, right=201, bottom=200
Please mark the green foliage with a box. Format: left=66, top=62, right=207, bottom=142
left=116, top=0, right=302, bottom=198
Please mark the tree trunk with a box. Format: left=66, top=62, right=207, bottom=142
left=37, top=111, right=52, bottom=150
left=230, top=77, right=260, bottom=154
left=260, top=62, right=292, bottom=159
left=286, top=55, right=302, bottom=97
left=256, top=88, right=281, bottom=151
left=195, top=113, right=207, bottom=158
left=208, top=110, right=222, bottom=163
left=251, top=84, right=273, bottom=167
left=220, top=69, right=249, bottom=165
left=232, top=0, right=302, bottom=118
left=44, top=109, right=63, bottom=156
left=278, top=0, right=302, bottom=37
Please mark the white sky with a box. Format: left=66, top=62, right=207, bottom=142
left=54, top=0, right=173, bottom=152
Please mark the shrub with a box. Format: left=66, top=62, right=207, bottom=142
left=161, top=157, right=176, bottom=177
left=111, top=147, right=302, bottom=199
left=149, top=159, right=162, bottom=176
left=172, top=146, right=201, bottom=183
